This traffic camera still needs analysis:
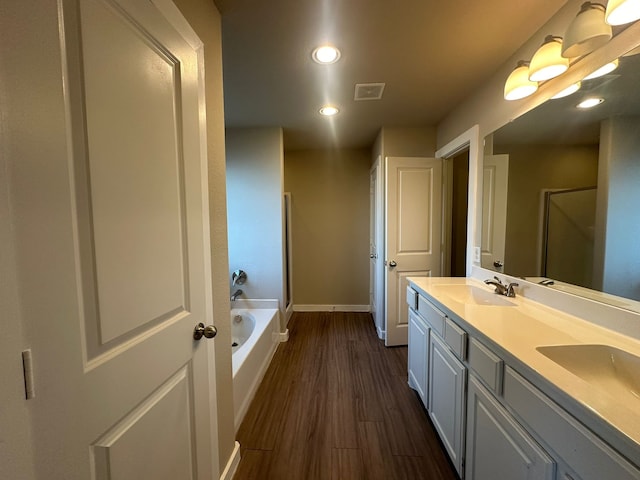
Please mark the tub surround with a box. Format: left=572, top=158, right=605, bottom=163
left=408, top=276, right=640, bottom=468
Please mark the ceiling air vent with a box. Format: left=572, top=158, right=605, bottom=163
left=354, top=83, right=385, bottom=101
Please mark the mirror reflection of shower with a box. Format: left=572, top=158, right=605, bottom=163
left=541, top=187, right=597, bottom=289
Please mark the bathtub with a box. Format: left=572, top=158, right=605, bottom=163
left=231, top=304, right=280, bottom=431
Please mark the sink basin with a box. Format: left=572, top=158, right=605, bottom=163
left=431, top=284, right=516, bottom=306
left=537, top=344, right=640, bottom=406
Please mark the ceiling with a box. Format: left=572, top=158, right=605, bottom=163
left=215, top=0, right=570, bottom=151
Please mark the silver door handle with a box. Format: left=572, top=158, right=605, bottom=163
left=193, top=323, right=217, bottom=340
left=493, top=260, right=504, bottom=268
left=389, top=260, right=397, bottom=267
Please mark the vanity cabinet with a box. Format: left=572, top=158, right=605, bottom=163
left=428, top=332, right=466, bottom=476
left=408, top=308, right=429, bottom=406
left=466, top=374, right=555, bottom=480
left=406, top=281, right=640, bottom=480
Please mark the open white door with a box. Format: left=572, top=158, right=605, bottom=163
left=385, top=157, right=443, bottom=346
left=481, top=154, right=509, bottom=272
left=370, top=158, right=385, bottom=339
left=9, top=1, right=219, bottom=478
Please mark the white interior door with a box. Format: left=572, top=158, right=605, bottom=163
left=481, top=154, right=509, bottom=272
left=370, top=157, right=385, bottom=339
left=17, top=1, right=219, bottom=478
left=385, top=157, right=442, bottom=346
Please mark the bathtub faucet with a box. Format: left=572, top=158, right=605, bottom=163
left=231, top=289, right=243, bottom=302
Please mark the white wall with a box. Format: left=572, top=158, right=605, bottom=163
left=594, top=116, right=640, bottom=300
left=226, top=127, right=286, bottom=326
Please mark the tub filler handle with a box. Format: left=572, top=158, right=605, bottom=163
left=193, top=322, right=218, bottom=340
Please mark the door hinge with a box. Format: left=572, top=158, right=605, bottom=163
left=22, top=349, right=35, bottom=400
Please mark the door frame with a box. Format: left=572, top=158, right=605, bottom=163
left=370, top=156, right=385, bottom=339
left=436, top=125, right=482, bottom=277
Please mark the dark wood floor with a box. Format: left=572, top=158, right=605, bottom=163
left=234, top=311, right=459, bottom=480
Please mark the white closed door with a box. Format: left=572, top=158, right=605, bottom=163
left=17, top=1, right=219, bottom=478
left=481, top=154, right=509, bottom=272
left=385, top=157, right=442, bottom=346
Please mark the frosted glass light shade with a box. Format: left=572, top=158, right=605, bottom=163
left=504, top=61, right=538, bottom=100
left=551, top=82, right=581, bottom=99
left=562, top=2, right=612, bottom=58
left=605, top=0, right=640, bottom=25
left=529, top=36, right=569, bottom=81
left=583, top=58, right=619, bottom=79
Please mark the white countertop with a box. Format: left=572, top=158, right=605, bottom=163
left=407, top=276, right=640, bottom=462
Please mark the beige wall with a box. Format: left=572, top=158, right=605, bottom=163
left=226, top=127, right=286, bottom=327
left=284, top=149, right=371, bottom=307
left=495, top=144, right=599, bottom=277
left=173, top=0, right=235, bottom=474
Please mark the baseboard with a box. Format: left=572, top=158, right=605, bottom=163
left=377, top=326, right=386, bottom=340
left=220, top=441, right=241, bottom=480
left=293, top=304, right=371, bottom=312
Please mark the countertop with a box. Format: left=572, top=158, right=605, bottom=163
left=407, top=276, right=640, bottom=465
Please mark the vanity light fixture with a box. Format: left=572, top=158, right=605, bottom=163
left=319, top=105, right=339, bottom=116
left=577, top=97, right=604, bottom=108
left=312, top=45, right=341, bottom=64
left=504, top=61, right=539, bottom=100
left=583, top=58, right=619, bottom=79
left=551, top=81, right=581, bottom=99
left=562, top=2, right=612, bottom=58
left=605, top=0, right=640, bottom=25
left=529, top=36, right=570, bottom=81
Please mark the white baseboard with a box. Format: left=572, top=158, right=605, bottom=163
left=377, top=326, right=386, bottom=340
left=220, top=441, right=241, bottom=480
left=293, top=304, right=371, bottom=312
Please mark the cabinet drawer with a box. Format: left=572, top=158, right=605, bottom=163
left=504, top=367, right=640, bottom=480
left=444, top=317, right=467, bottom=360
left=468, top=337, right=503, bottom=394
left=417, top=295, right=445, bottom=337
left=406, top=286, right=418, bottom=311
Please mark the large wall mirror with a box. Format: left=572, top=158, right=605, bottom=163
left=482, top=42, right=640, bottom=312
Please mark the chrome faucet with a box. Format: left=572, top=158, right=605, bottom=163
left=485, top=276, right=519, bottom=297
left=230, top=289, right=243, bottom=302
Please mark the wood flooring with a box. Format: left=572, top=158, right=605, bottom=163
left=234, top=311, right=459, bottom=480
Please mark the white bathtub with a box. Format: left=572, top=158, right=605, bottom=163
left=231, top=305, right=280, bottom=431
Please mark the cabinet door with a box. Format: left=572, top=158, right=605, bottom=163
left=428, top=333, right=466, bottom=477
left=466, top=375, right=556, bottom=480
left=408, top=309, right=429, bottom=407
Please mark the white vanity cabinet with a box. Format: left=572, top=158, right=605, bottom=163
left=428, top=332, right=466, bottom=476
left=466, top=374, right=555, bottom=480
left=406, top=280, right=640, bottom=480
left=407, top=286, right=467, bottom=477
left=408, top=308, right=429, bottom=406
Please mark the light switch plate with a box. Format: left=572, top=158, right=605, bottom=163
left=473, top=246, right=481, bottom=263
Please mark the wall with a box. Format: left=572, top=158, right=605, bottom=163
left=226, top=127, right=286, bottom=326
left=494, top=144, right=599, bottom=278
left=172, top=0, right=235, bottom=474
left=595, top=116, right=640, bottom=300
left=284, top=148, right=371, bottom=308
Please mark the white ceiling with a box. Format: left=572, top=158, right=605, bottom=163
left=215, top=0, right=570, bottom=151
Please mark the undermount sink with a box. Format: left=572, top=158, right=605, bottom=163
left=537, top=344, right=640, bottom=407
left=431, top=284, right=517, bottom=307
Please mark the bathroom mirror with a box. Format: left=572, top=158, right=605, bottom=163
left=482, top=44, right=640, bottom=311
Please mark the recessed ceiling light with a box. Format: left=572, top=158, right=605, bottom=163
left=319, top=105, right=339, bottom=116
left=577, top=97, right=604, bottom=108
left=312, top=45, right=341, bottom=64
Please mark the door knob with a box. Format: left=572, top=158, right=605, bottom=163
left=389, top=260, right=397, bottom=267
left=370, top=254, right=375, bottom=258
left=193, top=322, right=217, bottom=340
